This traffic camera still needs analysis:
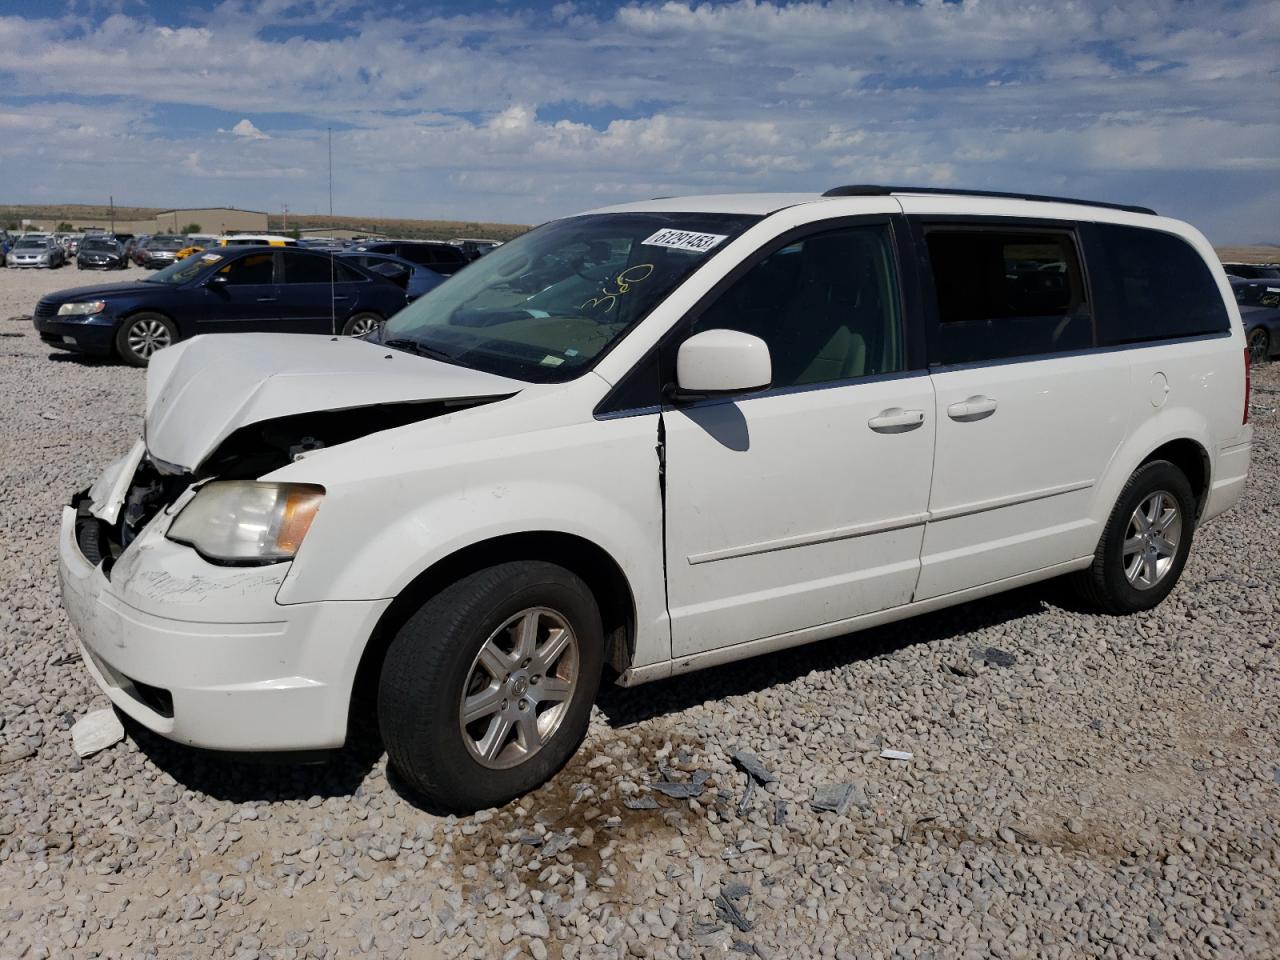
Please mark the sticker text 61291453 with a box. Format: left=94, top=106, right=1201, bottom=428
left=641, top=229, right=728, bottom=254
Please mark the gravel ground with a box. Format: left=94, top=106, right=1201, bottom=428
left=1, top=263, right=1277, bottom=959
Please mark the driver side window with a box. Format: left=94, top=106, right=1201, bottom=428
left=219, top=253, right=275, bottom=285
left=690, top=224, right=904, bottom=388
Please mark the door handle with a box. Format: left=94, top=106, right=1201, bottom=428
left=332, top=295, right=351, bottom=301
left=256, top=297, right=277, bottom=303
left=947, top=395, right=997, bottom=422
left=867, top=408, right=925, bottom=433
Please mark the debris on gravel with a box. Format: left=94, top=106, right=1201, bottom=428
left=1, top=264, right=1278, bottom=958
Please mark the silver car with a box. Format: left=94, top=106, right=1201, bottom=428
left=6, top=236, right=65, bottom=269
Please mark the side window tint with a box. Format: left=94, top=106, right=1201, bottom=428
left=219, top=253, right=274, bottom=285
left=691, top=225, right=904, bottom=388
left=925, top=229, right=1091, bottom=364
left=282, top=252, right=336, bottom=284
left=1091, top=224, right=1229, bottom=345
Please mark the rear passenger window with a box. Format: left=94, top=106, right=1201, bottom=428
left=924, top=228, right=1091, bottom=364
left=1089, top=224, right=1229, bottom=345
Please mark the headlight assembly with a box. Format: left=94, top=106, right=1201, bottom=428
left=57, top=300, right=106, bottom=316
left=167, top=481, right=324, bottom=563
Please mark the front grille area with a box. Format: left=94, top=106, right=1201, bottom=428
left=34, top=298, right=57, bottom=319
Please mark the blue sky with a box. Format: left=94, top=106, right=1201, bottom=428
left=0, top=0, right=1276, bottom=241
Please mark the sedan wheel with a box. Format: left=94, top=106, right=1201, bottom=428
left=342, top=313, right=382, bottom=337
left=115, top=313, right=177, bottom=367
left=1248, top=327, right=1270, bottom=364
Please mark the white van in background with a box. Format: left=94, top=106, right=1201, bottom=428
left=60, top=186, right=1252, bottom=811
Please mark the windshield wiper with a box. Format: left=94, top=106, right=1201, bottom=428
left=384, top=338, right=460, bottom=365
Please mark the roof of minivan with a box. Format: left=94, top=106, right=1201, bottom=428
left=583, top=188, right=1160, bottom=220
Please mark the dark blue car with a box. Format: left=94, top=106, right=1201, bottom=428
left=32, top=246, right=406, bottom=365
left=1233, top=277, right=1280, bottom=364
left=337, top=251, right=445, bottom=303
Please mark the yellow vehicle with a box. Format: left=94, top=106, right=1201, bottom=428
left=174, top=245, right=205, bottom=260
left=215, top=234, right=299, bottom=248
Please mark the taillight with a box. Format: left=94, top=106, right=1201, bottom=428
left=1243, top=346, right=1251, bottom=425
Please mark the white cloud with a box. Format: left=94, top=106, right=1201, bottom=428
left=228, top=118, right=269, bottom=140
left=0, top=1, right=1275, bottom=241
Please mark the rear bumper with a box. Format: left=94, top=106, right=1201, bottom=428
left=59, top=502, right=390, bottom=751
left=1204, top=427, right=1253, bottom=522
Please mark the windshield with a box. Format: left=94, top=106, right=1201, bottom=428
left=149, top=237, right=185, bottom=251
left=15, top=238, right=46, bottom=250
left=146, top=251, right=226, bottom=285
left=379, top=212, right=759, bottom=382
left=82, top=240, right=117, bottom=252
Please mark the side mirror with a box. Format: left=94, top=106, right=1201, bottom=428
left=670, top=329, right=771, bottom=402
left=205, top=273, right=228, bottom=286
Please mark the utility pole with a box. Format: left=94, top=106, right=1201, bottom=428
left=282, top=203, right=288, bottom=231
left=109, top=195, right=115, bottom=234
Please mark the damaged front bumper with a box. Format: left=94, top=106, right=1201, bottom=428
left=59, top=460, right=391, bottom=752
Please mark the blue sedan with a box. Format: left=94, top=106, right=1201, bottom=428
left=337, top=251, right=446, bottom=303
left=32, top=246, right=407, bottom=365
left=1233, top=277, right=1280, bottom=364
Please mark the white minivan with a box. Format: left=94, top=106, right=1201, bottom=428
left=60, top=186, right=1253, bottom=811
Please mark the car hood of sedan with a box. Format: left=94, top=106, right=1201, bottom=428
left=144, top=333, right=524, bottom=472
left=44, top=280, right=156, bottom=302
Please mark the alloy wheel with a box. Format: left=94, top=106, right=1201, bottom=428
left=458, top=607, right=579, bottom=770
left=347, top=315, right=380, bottom=337
left=1248, top=328, right=1269, bottom=364
left=1122, top=490, right=1182, bottom=589
left=126, top=318, right=172, bottom=359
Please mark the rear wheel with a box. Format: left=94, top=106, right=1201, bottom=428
left=115, top=313, right=177, bottom=366
left=341, top=313, right=382, bottom=337
left=1072, top=460, right=1196, bottom=614
left=1248, top=327, right=1270, bottom=364
left=378, top=561, right=603, bottom=812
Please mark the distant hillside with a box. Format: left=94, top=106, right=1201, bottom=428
left=1215, top=245, right=1279, bottom=264
left=265, top=213, right=530, bottom=242
left=0, top=202, right=529, bottom=241
left=1, top=203, right=164, bottom=225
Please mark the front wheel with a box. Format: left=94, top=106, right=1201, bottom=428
left=115, top=313, right=177, bottom=366
left=1248, top=327, right=1270, bottom=364
left=341, top=312, right=382, bottom=337
left=1072, top=460, right=1196, bottom=614
left=378, top=561, right=603, bottom=812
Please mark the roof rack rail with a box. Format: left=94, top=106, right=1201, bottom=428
left=821, top=184, right=1156, bottom=216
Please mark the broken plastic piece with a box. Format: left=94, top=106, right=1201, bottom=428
left=731, top=750, right=777, bottom=784
left=71, top=708, right=124, bottom=758
left=879, top=748, right=913, bottom=761
left=651, top=781, right=704, bottom=799
left=810, top=783, right=856, bottom=815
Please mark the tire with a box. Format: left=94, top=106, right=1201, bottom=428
left=378, top=561, right=604, bottom=812
left=341, top=312, right=382, bottom=337
left=1072, top=459, right=1196, bottom=614
left=115, top=313, right=177, bottom=367
left=1248, top=326, right=1270, bottom=364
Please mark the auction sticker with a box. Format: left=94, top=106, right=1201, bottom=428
left=641, top=229, right=728, bottom=253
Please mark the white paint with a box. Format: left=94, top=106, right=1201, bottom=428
left=58, top=190, right=1252, bottom=757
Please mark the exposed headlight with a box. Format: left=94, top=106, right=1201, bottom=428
left=57, top=300, right=106, bottom=316
left=167, top=481, right=324, bottom=563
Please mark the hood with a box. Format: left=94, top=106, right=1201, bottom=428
left=144, top=333, right=524, bottom=472
left=43, top=280, right=156, bottom=302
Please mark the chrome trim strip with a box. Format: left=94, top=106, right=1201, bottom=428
left=927, top=478, right=1094, bottom=522
left=687, top=511, right=930, bottom=565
